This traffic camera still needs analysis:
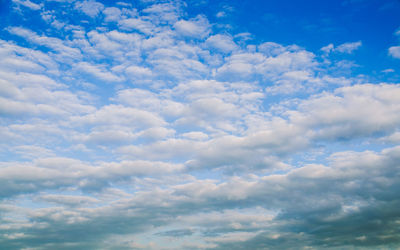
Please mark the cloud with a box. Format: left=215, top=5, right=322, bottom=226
left=83, top=129, right=137, bottom=145
left=7, top=27, right=82, bottom=62
left=71, top=104, right=166, bottom=128
left=379, top=131, right=400, bottom=144
left=0, top=157, right=185, bottom=198
left=287, top=83, right=400, bottom=140
left=382, top=68, right=395, bottom=73
left=206, top=34, right=238, bottom=53
left=182, top=131, right=209, bottom=140
left=1, top=0, right=400, bottom=249
left=321, top=41, right=362, bottom=54
left=74, top=0, right=105, bottom=17
left=12, top=0, right=42, bottom=10
left=2, top=146, right=399, bottom=248
left=388, top=46, right=400, bottom=59
left=215, top=45, right=317, bottom=90
left=102, top=7, right=122, bottom=22
left=174, top=15, right=211, bottom=39
left=142, top=2, right=182, bottom=23
left=146, top=47, right=210, bottom=82
left=37, top=194, right=99, bottom=207
left=125, top=65, right=153, bottom=80
left=13, top=145, right=55, bottom=159
left=118, top=18, right=155, bottom=34
left=335, top=41, right=362, bottom=53
left=116, top=88, right=185, bottom=117
left=387, top=28, right=400, bottom=59
left=75, top=62, right=124, bottom=82
left=0, top=41, right=94, bottom=118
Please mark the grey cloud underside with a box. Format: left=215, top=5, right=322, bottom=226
left=1, top=147, right=400, bottom=249
left=1, top=0, right=400, bottom=249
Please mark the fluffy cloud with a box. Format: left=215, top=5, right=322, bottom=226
left=102, top=7, right=122, bottom=22
left=0, top=0, right=399, bottom=249
left=389, top=46, right=400, bottom=59
left=287, top=83, right=400, bottom=140
left=118, top=18, right=156, bottom=34
left=174, top=15, right=211, bottom=39
left=74, top=0, right=104, bottom=17
left=206, top=34, right=238, bottom=53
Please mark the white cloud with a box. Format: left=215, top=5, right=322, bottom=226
left=206, top=34, right=238, bottom=53
left=13, top=145, right=55, bottom=159
left=7, top=27, right=82, bottom=62
left=12, top=0, right=42, bottom=10
left=182, top=131, right=209, bottom=141
left=87, top=30, right=123, bottom=52
left=71, top=104, right=166, bottom=128
left=143, top=3, right=182, bottom=23
left=83, top=129, right=137, bottom=145
left=117, top=138, right=202, bottom=160
left=388, top=46, right=400, bottom=59
left=147, top=47, right=209, bottom=81
left=103, top=7, right=122, bottom=22
left=174, top=15, right=210, bottom=39
left=138, top=127, right=175, bottom=140
left=287, top=83, right=400, bottom=140
left=1, top=1, right=400, bottom=249
left=258, top=42, right=286, bottom=56
left=379, top=131, right=400, bottom=143
left=215, top=53, right=261, bottom=81
left=116, top=88, right=185, bottom=117
left=335, top=41, right=362, bottom=53
left=395, top=27, right=400, bottom=37
left=216, top=11, right=226, bottom=18
left=321, top=41, right=362, bottom=54
left=321, top=43, right=334, bottom=53
left=0, top=66, right=94, bottom=118
left=118, top=18, right=155, bottom=34
left=381, top=68, right=395, bottom=73
left=168, top=80, right=263, bottom=132
left=75, top=62, right=124, bottom=82
left=74, top=0, right=105, bottom=18
left=125, top=65, right=153, bottom=79
left=215, top=45, right=317, bottom=88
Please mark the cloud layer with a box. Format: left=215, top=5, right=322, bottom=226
left=1, top=0, right=400, bottom=249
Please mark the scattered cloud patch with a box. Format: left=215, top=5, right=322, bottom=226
left=321, top=41, right=362, bottom=54
left=174, top=15, right=210, bottom=39
left=0, top=1, right=399, bottom=249
left=12, top=0, right=42, bottom=10
left=389, top=46, right=400, bottom=59
left=74, top=0, right=105, bottom=18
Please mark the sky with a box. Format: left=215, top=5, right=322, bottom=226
left=0, top=0, right=400, bottom=249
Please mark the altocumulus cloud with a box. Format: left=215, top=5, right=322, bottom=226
left=0, top=0, right=400, bottom=249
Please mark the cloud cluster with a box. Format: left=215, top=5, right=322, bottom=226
left=389, top=28, right=400, bottom=59
left=1, top=0, right=399, bottom=249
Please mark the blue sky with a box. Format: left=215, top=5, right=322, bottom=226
left=1, top=0, right=400, bottom=249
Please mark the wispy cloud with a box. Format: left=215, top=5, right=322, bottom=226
left=321, top=41, right=362, bottom=54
